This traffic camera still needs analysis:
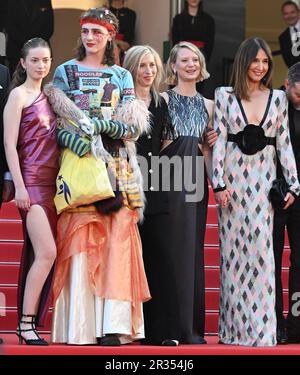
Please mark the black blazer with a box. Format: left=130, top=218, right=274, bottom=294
left=276, top=95, right=300, bottom=184
left=286, top=102, right=300, bottom=177
left=279, top=27, right=300, bottom=68
left=2, top=0, right=54, bottom=58
left=136, top=97, right=169, bottom=216
left=110, top=6, right=136, bottom=45
left=0, top=64, right=10, bottom=205
left=172, top=10, right=215, bottom=61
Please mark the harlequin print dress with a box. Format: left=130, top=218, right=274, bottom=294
left=212, top=87, right=300, bottom=346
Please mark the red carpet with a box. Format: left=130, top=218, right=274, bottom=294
left=1, top=334, right=300, bottom=355
left=0, top=191, right=296, bottom=356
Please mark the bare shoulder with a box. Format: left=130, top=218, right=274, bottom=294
left=7, top=86, right=26, bottom=104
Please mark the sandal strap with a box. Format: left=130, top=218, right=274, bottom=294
left=17, top=328, right=36, bottom=333
left=17, top=327, right=42, bottom=339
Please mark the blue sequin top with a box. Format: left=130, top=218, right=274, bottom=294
left=162, top=90, right=209, bottom=142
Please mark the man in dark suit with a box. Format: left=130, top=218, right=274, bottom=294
left=1, top=0, right=54, bottom=76
left=274, top=62, right=300, bottom=344
left=0, top=63, right=14, bottom=345
left=0, top=63, right=13, bottom=207
left=109, top=0, right=136, bottom=64
left=279, top=1, right=300, bottom=68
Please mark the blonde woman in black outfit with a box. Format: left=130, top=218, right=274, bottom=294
left=123, top=47, right=171, bottom=345
left=124, top=43, right=217, bottom=345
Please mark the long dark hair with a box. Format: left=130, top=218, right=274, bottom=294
left=183, top=0, right=203, bottom=16
left=230, top=37, right=273, bottom=101
left=76, top=7, right=119, bottom=66
left=10, top=38, right=51, bottom=91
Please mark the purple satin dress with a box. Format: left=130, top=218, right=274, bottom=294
left=17, top=92, right=60, bottom=327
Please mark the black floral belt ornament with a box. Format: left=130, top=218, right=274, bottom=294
left=227, top=124, right=276, bottom=155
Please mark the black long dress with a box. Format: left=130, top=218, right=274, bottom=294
left=139, top=91, right=209, bottom=344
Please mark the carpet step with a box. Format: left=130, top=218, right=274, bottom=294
left=0, top=202, right=20, bottom=220
left=0, top=242, right=23, bottom=262
left=0, top=220, right=23, bottom=241
left=0, top=264, right=20, bottom=284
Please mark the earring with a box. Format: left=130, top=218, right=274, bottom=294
left=107, top=41, right=112, bottom=49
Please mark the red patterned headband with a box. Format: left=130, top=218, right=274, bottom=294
left=80, top=18, right=116, bottom=33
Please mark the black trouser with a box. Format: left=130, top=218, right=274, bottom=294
left=273, top=197, right=300, bottom=338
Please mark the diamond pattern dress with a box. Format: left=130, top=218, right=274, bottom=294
left=212, top=87, right=300, bottom=346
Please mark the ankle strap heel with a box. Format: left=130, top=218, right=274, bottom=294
left=16, top=314, right=48, bottom=346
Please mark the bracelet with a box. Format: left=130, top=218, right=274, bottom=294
left=213, top=186, right=227, bottom=193
left=288, top=190, right=298, bottom=199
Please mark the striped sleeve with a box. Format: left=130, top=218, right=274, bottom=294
left=57, top=128, right=91, bottom=157
left=92, top=119, right=128, bottom=139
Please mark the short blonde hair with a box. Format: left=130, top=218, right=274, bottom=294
left=123, top=45, right=164, bottom=107
left=166, top=42, right=210, bottom=85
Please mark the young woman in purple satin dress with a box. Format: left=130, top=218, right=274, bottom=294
left=3, top=38, right=60, bottom=345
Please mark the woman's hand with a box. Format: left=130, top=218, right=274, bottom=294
left=205, top=128, right=218, bottom=148
left=14, top=187, right=31, bottom=211
left=79, top=117, right=94, bottom=136
left=283, top=192, right=295, bottom=210
left=215, top=189, right=231, bottom=208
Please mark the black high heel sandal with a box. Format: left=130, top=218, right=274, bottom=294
left=16, top=314, right=48, bottom=346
